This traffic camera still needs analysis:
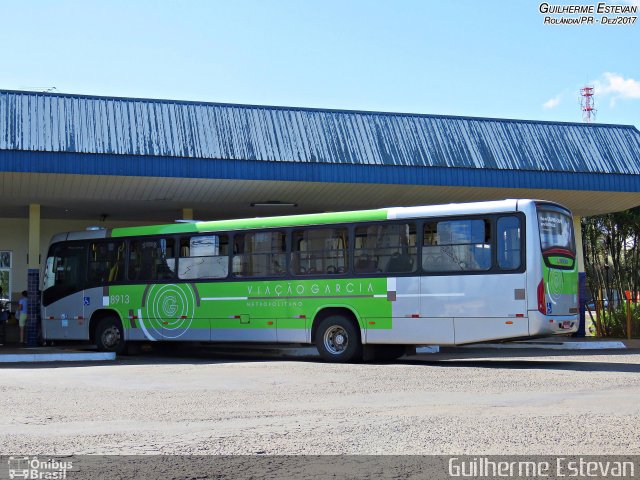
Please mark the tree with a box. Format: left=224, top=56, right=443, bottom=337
left=582, top=206, right=640, bottom=336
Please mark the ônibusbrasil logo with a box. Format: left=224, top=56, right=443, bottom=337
left=7, top=456, right=73, bottom=479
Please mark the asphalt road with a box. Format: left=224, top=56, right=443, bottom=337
left=1, top=347, right=639, bottom=455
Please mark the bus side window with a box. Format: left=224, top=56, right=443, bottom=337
left=88, top=243, right=108, bottom=285
left=233, top=231, right=286, bottom=277
left=355, top=223, right=416, bottom=274
left=178, top=235, right=229, bottom=279
left=88, top=241, right=125, bottom=286
left=423, top=219, right=491, bottom=272
left=232, top=235, right=245, bottom=276
left=109, top=243, right=126, bottom=282
left=497, top=216, right=522, bottom=270
left=128, top=238, right=175, bottom=281
left=291, top=227, right=349, bottom=275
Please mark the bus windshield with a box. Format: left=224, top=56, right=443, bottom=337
left=537, top=206, right=575, bottom=254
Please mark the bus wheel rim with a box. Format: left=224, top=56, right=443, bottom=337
left=323, top=325, right=348, bottom=354
left=102, top=326, right=121, bottom=348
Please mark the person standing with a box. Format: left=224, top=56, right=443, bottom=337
left=18, top=290, right=28, bottom=346
left=0, top=287, right=5, bottom=346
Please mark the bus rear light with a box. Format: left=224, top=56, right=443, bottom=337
left=515, top=314, right=524, bottom=318
left=505, top=321, right=513, bottom=325
left=537, top=279, right=547, bottom=315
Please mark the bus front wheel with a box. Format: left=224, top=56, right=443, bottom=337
left=95, top=317, right=126, bottom=355
left=315, top=315, right=362, bottom=363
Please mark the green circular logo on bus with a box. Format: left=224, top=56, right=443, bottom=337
left=548, top=269, right=564, bottom=303
left=143, top=284, right=196, bottom=339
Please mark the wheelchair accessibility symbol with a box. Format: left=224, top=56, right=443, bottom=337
left=83, top=296, right=90, bottom=306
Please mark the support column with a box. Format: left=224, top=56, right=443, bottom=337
left=182, top=208, right=194, bottom=221
left=574, top=215, right=587, bottom=337
left=27, top=204, right=41, bottom=347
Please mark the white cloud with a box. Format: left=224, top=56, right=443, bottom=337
left=593, top=72, right=640, bottom=108
left=543, top=95, right=562, bottom=110
left=596, top=72, right=640, bottom=98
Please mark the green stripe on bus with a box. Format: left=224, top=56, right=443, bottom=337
left=108, top=277, right=393, bottom=335
left=111, top=209, right=389, bottom=238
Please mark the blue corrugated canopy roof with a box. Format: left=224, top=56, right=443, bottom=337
left=0, top=89, right=639, bottom=175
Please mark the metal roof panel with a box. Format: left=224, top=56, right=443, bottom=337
left=1, top=89, right=639, bottom=175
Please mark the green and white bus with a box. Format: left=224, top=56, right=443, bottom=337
left=42, top=199, right=579, bottom=362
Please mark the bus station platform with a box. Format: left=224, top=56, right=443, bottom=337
left=465, top=337, right=635, bottom=350
left=0, top=345, right=116, bottom=363
left=173, top=338, right=634, bottom=361
left=0, top=337, right=635, bottom=364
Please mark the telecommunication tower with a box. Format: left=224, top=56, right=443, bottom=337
left=580, top=85, right=596, bottom=123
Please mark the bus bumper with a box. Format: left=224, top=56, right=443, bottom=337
left=529, top=311, right=580, bottom=336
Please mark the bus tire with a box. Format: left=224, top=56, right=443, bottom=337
left=95, top=317, right=126, bottom=355
left=315, top=315, right=362, bottom=363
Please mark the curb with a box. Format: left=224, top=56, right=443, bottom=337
left=463, top=341, right=627, bottom=350
left=201, top=345, right=441, bottom=358
left=0, top=352, right=116, bottom=363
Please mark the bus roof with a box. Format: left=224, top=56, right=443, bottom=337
left=51, top=199, right=560, bottom=242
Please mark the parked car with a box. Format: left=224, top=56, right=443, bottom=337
left=586, top=299, right=609, bottom=310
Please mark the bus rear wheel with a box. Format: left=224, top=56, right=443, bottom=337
left=315, top=315, right=362, bottom=363
left=95, top=317, right=126, bottom=355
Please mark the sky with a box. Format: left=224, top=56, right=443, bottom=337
left=0, top=0, right=638, bottom=128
